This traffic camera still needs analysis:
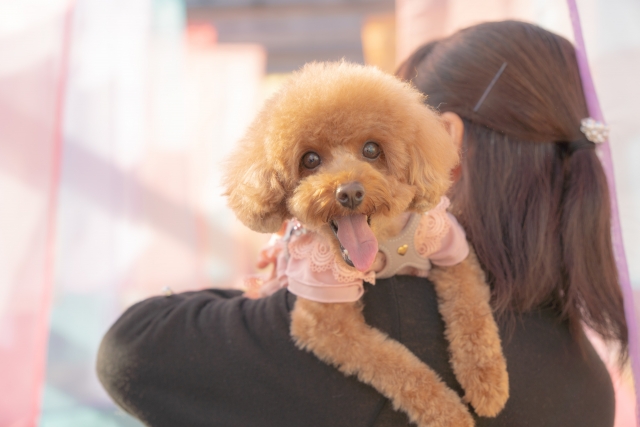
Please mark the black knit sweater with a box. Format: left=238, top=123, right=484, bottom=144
left=97, top=276, right=614, bottom=427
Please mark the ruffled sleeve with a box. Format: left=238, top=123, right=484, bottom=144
left=415, top=197, right=469, bottom=267
left=428, top=213, right=469, bottom=266
left=285, top=232, right=375, bottom=303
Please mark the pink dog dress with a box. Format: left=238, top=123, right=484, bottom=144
left=245, top=197, right=469, bottom=303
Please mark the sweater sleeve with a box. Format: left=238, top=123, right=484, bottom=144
left=96, top=288, right=387, bottom=427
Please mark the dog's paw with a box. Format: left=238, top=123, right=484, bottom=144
left=440, top=404, right=475, bottom=427
left=463, top=360, right=509, bottom=417
left=408, top=386, right=474, bottom=427
left=398, top=368, right=475, bottom=427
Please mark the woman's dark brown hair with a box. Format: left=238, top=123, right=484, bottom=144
left=398, top=21, right=628, bottom=359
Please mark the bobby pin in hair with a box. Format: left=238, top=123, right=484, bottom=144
left=473, top=62, right=508, bottom=112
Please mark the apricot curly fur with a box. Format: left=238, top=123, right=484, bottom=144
left=223, top=61, right=509, bottom=426
left=429, top=248, right=509, bottom=417
left=291, top=299, right=474, bottom=427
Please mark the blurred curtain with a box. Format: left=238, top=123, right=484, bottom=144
left=396, top=0, right=640, bottom=425
left=42, top=0, right=266, bottom=425
left=1, top=0, right=266, bottom=425
left=0, top=1, right=73, bottom=426
left=41, top=1, right=154, bottom=424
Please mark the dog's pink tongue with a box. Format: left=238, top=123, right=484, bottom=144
left=335, top=214, right=378, bottom=272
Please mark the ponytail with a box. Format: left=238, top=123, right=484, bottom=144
left=561, top=145, right=628, bottom=361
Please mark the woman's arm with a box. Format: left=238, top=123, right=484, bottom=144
left=97, top=288, right=388, bottom=427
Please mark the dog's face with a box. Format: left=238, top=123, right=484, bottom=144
left=223, top=62, right=458, bottom=272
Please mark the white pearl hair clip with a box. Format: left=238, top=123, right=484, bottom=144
left=580, top=118, right=609, bottom=143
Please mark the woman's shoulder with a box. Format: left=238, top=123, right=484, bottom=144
left=483, top=308, right=615, bottom=427
left=366, top=275, right=615, bottom=427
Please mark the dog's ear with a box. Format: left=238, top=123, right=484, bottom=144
left=406, top=110, right=459, bottom=211
left=223, top=131, right=290, bottom=234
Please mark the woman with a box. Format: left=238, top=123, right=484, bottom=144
left=397, top=19, right=627, bottom=357
left=97, top=21, right=627, bottom=427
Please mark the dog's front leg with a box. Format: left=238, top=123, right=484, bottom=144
left=290, top=297, right=473, bottom=427
left=429, top=248, right=509, bottom=417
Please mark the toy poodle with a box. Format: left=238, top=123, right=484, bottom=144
left=223, top=61, right=508, bottom=427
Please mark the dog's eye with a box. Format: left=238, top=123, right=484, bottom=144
left=301, top=151, right=321, bottom=169
left=362, top=141, right=381, bottom=160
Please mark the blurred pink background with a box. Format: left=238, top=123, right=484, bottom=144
left=0, top=0, right=638, bottom=425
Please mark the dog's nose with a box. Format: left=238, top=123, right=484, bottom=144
left=336, top=182, right=365, bottom=210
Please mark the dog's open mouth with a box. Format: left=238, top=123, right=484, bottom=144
left=329, top=214, right=378, bottom=272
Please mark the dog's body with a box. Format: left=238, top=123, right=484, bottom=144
left=224, top=62, right=508, bottom=427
